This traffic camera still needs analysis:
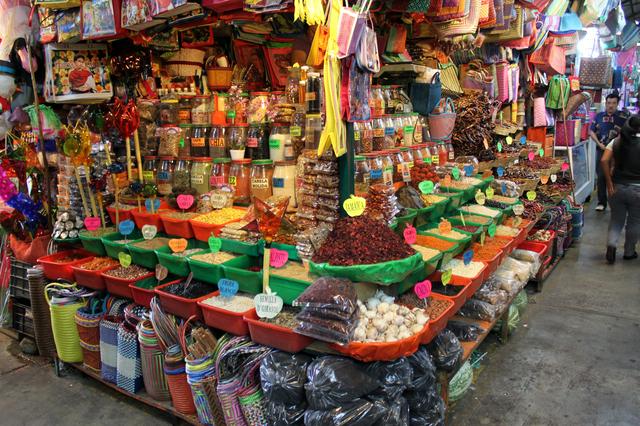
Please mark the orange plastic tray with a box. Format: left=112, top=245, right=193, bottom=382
left=38, top=250, right=94, bottom=281
left=72, top=261, right=119, bottom=290
left=160, top=214, right=195, bottom=239
left=244, top=310, right=313, bottom=353
left=198, top=291, right=252, bottom=335
left=421, top=293, right=456, bottom=344
left=189, top=208, right=246, bottom=241
left=131, top=209, right=166, bottom=232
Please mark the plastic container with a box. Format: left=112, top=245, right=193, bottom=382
left=516, top=240, right=549, bottom=259
left=420, top=293, right=456, bottom=344
left=189, top=207, right=246, bottom=241
left=186, top=251, right=237, bottom=285
left=527, top=229, right=556, bottom=257
left=270, top=270, right=313, bottom=305
left=160, top=213, right=195, bottom=239
left=156, top=242, right=207, bottom=276
left=102, top=231, right=143, bottom=259
left=430, top=281, right=469, bottom=311
left=130, top=277, right=180, bottom=308
left=128, top=239, right=169, bottom=269
left=154, top=281, right=216, bottom=320
left=131, top=209, right=166, bottom=233
left=198, top=291, right=252, bottom=335
left=106, top=206, right=134, bottom=225
left=103, top=270, right=154, bottom=299
left=419, top=227, right=473, bottom=252
left=458, top=205, right=504, bottom=225
left=220, top=238, right=264, bottom=257
left=447, top=214, right=492, bottom=228
left=38, top=250, right=94, bottom=281
left=79, top=231, right=109, bottom=256
left=220, top=256, right=262, bottom=294
left=441, top=192, right=463, bottom=215
left=244, top=310, right=313, bottom=353
left=72, top=261, right=119, bottom=290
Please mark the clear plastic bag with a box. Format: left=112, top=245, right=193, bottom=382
left=304, top=399, right=386, bottom=426
left=312, top=160, right=339, bottom=175
left=293, top=277, right=357, bottom=317
left=426, top=329, right=463, bottom=372
left=501, top=257, right=534, bottom=281
left=510, top=249, right=542, bottom=276
left=459, top=298, right=497, bottom=321
left=474, top=286, right=508, bottom=305
left=407, top=346, right=437, bottom=390
left=260, top=352, right=311, bottom=405
left=266, top=401, right=306, bottom=426
left=446, top=320, right=486, bottom=341
left=156, top=126, right=181, bottom=157
left=295, top=310, right=357, bottom=345
left=315, top=174, right=340, bottom=188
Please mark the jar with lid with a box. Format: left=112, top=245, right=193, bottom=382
left=192, top=95, right=211, bottom=125
left=190, top=157, right=212, bottom=195
left=379, top=151, right=394, bottom=186
left=269, top=124, right=291, bottom=162
left=226, top=124, right=248, bottom=160
left=248, top=92, right=269, bottom=124
left=210, top=157, right=231, bottom=188
left=353, top=121, right=366, bottom=154
left=247, top=123, right=270, bottom=160
left=400, top=147, right=414, bottom=181
left=286, top=66, right=301, bottom=104
left=250, top=159, right=274, bottom=201
left=213, top=92, right=228, bottom=125
left=410, top=145, right=424, bottom=165
left=372, top=118, right=386, bottom=151
left=419, top=144, right=430, bottom=162
left=361, top=120, right=373, bottom=153
left=229, top=159, right=252, bottom=203
left=414, top=114, right=424, bottom=143
left=272, top=161, right=297, bottom=207
left=178, top=96, right=193, bottom=124
left=173, top=158, right=191, bottom=191
left=364, top=153, right=383, bottom=186
left=208, top=125, right=226, bottom=158
left=354, top=155, right=370, bottom=196
left=383, top=116, right=396, bottom=149
left=397, top=86, right=412, bottom=113
left=190, top=125, right=210, bottom=157
left=383, top=87, right=394, bottom=115
left=290, top=107, right=305, bottom=158
left=230, top=92, right=248, bottom=124
left=304, top=114, right=323, bottom=150
left=370, top=86, right=385, bottom=117
left=142, top=156, right=157, bottom=184
left=446, top=141, right=455, bottom=162
left=178, top=124, right=192, bottom=158
left=403, top=115, right=416, bottom=146
left=306, top=73, right=322, bottom=114
left=429, top=143, right=440, bottom=166
left=157, top=157, right=175, bottom=195
left=437, top=142, right=448, bottom=165
left=159, top=99, right=179, bottom=125
left=389, top=148, right=404, bottom=183
left=393, top=115, right=405, bottom=146
left=417, top=115, right=429, bottom=143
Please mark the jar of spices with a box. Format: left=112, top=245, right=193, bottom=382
left=393, top=115, right=405, bottom=147
left=364, top=153, right=383, bottom=186
left=157, top=157, right=175, bottom=195
left=226, top=124, right=248, bottom=160
left=383, top=116, right=396, bottom=149
left=403, top=115, right=416, bottom=146
left=304, top=114, right=323, bottom=150
left=178, top=96, right=193, bottom=124
left=400, top=147, right=413, bottom=182
left=178, top=124, right=192, bottom=158
left=290, top=107, right=305, bottom=158
left=389, top=148, right=404, bottom=183
left=354, top=155, right=370, bottom=197
left=248, top=92, right=269, bottom=124
left=192, top=95, right=211, bottom=125
left=380, top=151, right=394, bottom=186
left=159, top=99, right=179, bottom=125
left=229, top=92, right=248, bottom=124
left=247, top=123, right=270, bottom=160
left=370, top=86, right=385, bottom=117
left=189, top=157, right=211, bottom=195
left=361, top=120, right=373, bottom=153
left=306, top=73, right=322, bottom=114
left=210, top=157, right=231, bottom=188
left=414, top=114, right=424, bottom=143
left=286, top=66, right=301, bottom=104
left=269, top=124, right=291, bottom=162
left=157, top=126, right=182, bottom=158
left=411, top=145, right=424, bottom=165
left=173, top=158, right=191, bottom=191
left=272, top=160, right=297, bottom=207
left=353, top=121, right=365, bottom=154
left=250, top=159, right=274, bottom=201
left=372, top=118, right=385, bottom=151
left=429, top=143, right=440, bottom=165
left=142, top=156, right=157, bottom=185
left=190, top=125, right=210, bottom=157
left=213, top=92, right=228, bottom=125
left=383, top=86, right=394, bottom=114
left=229, top=159, right=251, bottom=203
left=208, top=125, right=226, bottom=158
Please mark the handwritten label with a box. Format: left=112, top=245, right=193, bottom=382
left=84, top=217, right=101, bottom=231
left=550, top=174, right=558, bottom=183
left=506, top=136, right=513, bottom=145
left=520, top=136, right=526, bottom=145
left=419, top=180, right=435, bottom=194
left=441, top=269, right=452, bottom=285
left=254, top=293, right=284, bottom=319
left=142, top=224, right=157, bottom=240
left=540, top=175, right=549, bottom=185
left=176, top=194, right=194, bottom=210
left=539, top=148, right=545, bottom=157
left=343, top=195, right=367, bottom=217
left=488, top=222, right=496, bottom=237
left=118, top=252, right=132, bottom=268
left=451, top=167, right=461, bottom=180
left=403, top=224, right=417, bottom=245
left=438, top=219, right=452, bottom=234
left=486, top=187, right=495, bottom=200
left=145, top=198, right=161, bottom=213
left=414, top=279, right=432, bottom=299
left=463, top=249, right=473, bottom=265
left=118, top=220, right=135, bottom=236
left=218, top=278, right=239, bottom=298
left=528, top=151, right=535, bottom=161
left=208, top=237, right=222, bottom=253
left=269, top=248, right=289, bottom=268
left=210, top=193, right=227, bottom=209
left=561, top=162, right=569, bottom=172
left=526, top=191, right=537, bottom=201
left=497, top=142, right=503, bottom=152
left=464, top=165, right=474, bottom=177
left=475, top=190, right=486, bottom=205
left=497, top=166, right=505, bottom=177
left=169, top=238, right=188, bottom=253
left=155, top=264, right=168, bottom=281
left=512, top=204, right=525, bottom=216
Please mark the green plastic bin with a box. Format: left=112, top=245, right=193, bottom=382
left=441, top=192, right=464, bottom=215
left=394, top=210, right=417, bottom=235
left=79, top=231, right=107, bottom=256
left=186, top=250, right=239, bottom=286
left=156, top=240, right=208, bottom=277
left=260, top=243, right=300, bottom=262
left=417, top=227, right=471, bottom=256
left=128, top=237, right=171, bottom=269
left=221, top=238, right=264, bottom=256
left=101, top=230, right=142, bottom=259
left=458, top=205, right=504, bottom=225
left=221, top=255, right=263, bottom=294
left=270, top=265, right=314, bottom=305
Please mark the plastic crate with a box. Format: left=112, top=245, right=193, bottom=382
left=9, top=276, right=30, bottom=300
left=198, top=291, right=252, bottom=335
left=37, top=250, right=94, bottom=281
left=244, top=310, right=314, bottom=353
left=155, top=281, right=216, bottom=320
left=189, top=208, right=246, bottom=241
left=103, top=271, right=154, bottom=299
left=10, top=258, right=31, bottom=280
left=12, top=301, right=34, bottom=338
left=127, top=238, right=170, bottom=269
left=130, top=277, right=180, bottom=308
left=259, top=243, right=300, bottom=262
left=186, top=251, right=238, bottom=285
left=131, top=209, right=166, bottom=232
left=160, top=214, right=195, bottom=239
left=102, top=231, right=143, bottom=259
left=220, top=238, right=263, bottom=257
left=156, top=242, right=208, bottom=277
left=220, top=256, right=263, bottom=293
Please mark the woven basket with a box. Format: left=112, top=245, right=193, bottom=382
left=165, top=356, right=197, bottom=415
left=186, top=356, right=225, bottom=426
left=138, top=320, right=170, bottom=401
left=75, top=309, right=103, bottom=346
left=80, top=340, right=101, bottom=372
left=206, top=57, right=232, bottom=90
left=27, top=267, right=57, bottom=358
left=238, top=385, right=268, bottom=426
left=117, top=322, right=144, bottom=393
left=217, top=377, right=248, bottom=426
left=45, top=283, right=86, bottom=363
left=100, top=316, right=121, bottom=384
left=166, top=48, right=206, bottom=77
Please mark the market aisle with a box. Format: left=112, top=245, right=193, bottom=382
left=449, top=203, right=640, bottom=426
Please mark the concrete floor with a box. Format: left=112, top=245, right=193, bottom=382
left=0, top=202, right=639, bottom=425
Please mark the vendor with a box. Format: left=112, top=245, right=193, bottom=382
left=589, top=92, right=627, bottom=212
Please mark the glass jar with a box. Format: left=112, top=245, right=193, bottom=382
left=272, top=160, right=297, bottom=207
left=247, top=123, right=270, bottom=160
left=250, top=159, right=274, bottom=202
left=142, top=156, right=157, bottom=184
left=173, top=158, right=191, bottom=191
left=226, top=124, right=248, bottom=160
left=419, top=144, right=430, bottom=162
left=354, top=155, right=370, bottom=197
left=437, top=142, right=448, bottom=165
left=269, top=124, right=291, bottom=162
left=230, top=92, right=248, bottom=124
left=178, top=124, right=192, bottom=158
left=157, top=126, right=181, bottom=158
left=397, top=86, right=412, bottom=113
left=400, top=147, right=413, bottom=182
left=210, top=157, right=231, bottom=188
left=229, top=159, right=252, bottom=203
left=190, top=157, right=212, bottom=195
left=403, top=115, right=416, bottom=146
left=389, top=148, right=404, bottom=183
left=418, top=115, right=429, bottom=143
left=159, top=99, right=178, bottom=125
left=208, top=125, right=226, bottom=158
left=248, top=92, right=269, bottom=124
left=383, top=86, right=394, bottom=115
left=286, top=66, right=301, bottom=104
left=190, top=125, right=210, bottom=157
left=372, top=118, right=386, bottom=151
left=290, top=107, right=305, bottom=158
left=429, top=143, right=440, bottom=166
left=380, top=151, right=394, bottom=187
left=364, top=153, right=383, bottom=186
left=157, top=157, right=175, bottom=196
left=213, top=92, right=228, bottom=125
left=178, top=96, right=193, bottom=124
left=414, top=114, right=424, bottom=143
left=192, top=95, right=211, bottom=124
left=304, top=114, right=323, bottom=150
left=383, top=116, right=396, bottom=149
left=353, top=121, right=365, bottom=154
left=371, top=86, right=385, bottom=117
left=411, top=145, right=424, bottom=165
left=306, top=72, right=322, bottom=114
left=446, top=141, right=455, bottom=162
left=393, top=115, right=405, bottom=146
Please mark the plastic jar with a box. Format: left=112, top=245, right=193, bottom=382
left=269, top=124, right=290, bottom=162
left=437, top=142, right=448, bottom=165
left=446, top=141, right=455, bottom=162
left=383, top=116, right=396, bottom=149
left=213, top=92, right=228, bottom=125
left=353, top=121, right=365, bottom=154
left=383, top=86, right=394, bottom=115
left=208, top=125, right=226, bottom=158
left=248, top=92, right=269, bottom=123
left=290, top=108, right=306, bottom=158
left=226, top=124, right=248, bottom=160
left=142, top=156, right=157, bottom=185
left=370, top=86, right=385, bottom=117
left=231, top=92, right=249, bottom=124
left=159, top=99, right=178, bottom=125
left=178, top=124, right=192, bottom=158
left=364, top=153, right=383, bottom=186
left=190, top=125, right=210, bottom=157
left=389, top=148, right=404, bottom=183
left=157, top=157, right=175, bottom=196
left=414, top=115, right=424, bottom=143
left=247, top=123, right=270, bottom=160
left=229, top=159, right=252, bottom=203
left=372, top=118, right=386, bottom=151
left=429, top=143, right=440, bottom=166
left=192, top=95, right=211, bottom=125
left=403, top=115, right=416, bottom=146
left=411, top=145, right=424, bottom=165
left=393, top=115, right=405, bottom=146
left=400, top=147, right=413, bottom=182
left=157, top=126, right=181, bottom=158
left=190, top=157, right=212, bottom=195
left=354, top=155, right=371, bottom=196
left=173, top=158, right=191, bottom=191
left=250, top=159, right=274, bottom=201
left=178, top=96, right=193, bottom=124
left=272, top=160, right=297, bottom=206
left=380, top=151, right=394, bottom=186
left=304, top=114, right=323, bottom=150
left=210, top=157, right=231, bottom=188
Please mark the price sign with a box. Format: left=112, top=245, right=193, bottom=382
left=208, top=236, right=222, bottom=253
left=84, top=217, right=101, bottom=231
left=475, top=190, right=486, bottom=205
left=218, top=278, right=239, bottom=298
left=539, top=148, right=545, bottom=157
left=520, top=136, right=527, bottom=145
left=486, top=187, right=495, bottom=199
left=419, top=180, right=435, bottom=194
left=506, top=136, right=513, bottom=145
left=452, top=167, right=461, bottom=180
left=526, top=191, right=537, bottom=201
left=512, top=204, right=525, bottom=216
left=210, top=193, right=227, bottom=209
left=513, top=216, right=522, bottom=227
left=464, top=165, right=474, bottom=177
left=169, top=238, right=188, bottom=253
left=414, top=279, right=432, bottom=300
left=118, top=252, right=132, bottom=268
left=119, top=220, right=135, bottom=236
left=561, top=162, right=569, bottom=172
left=438, top=219, right=452, bottom=234
left=463, top=249, right=474, bottom=265
left=142, top=225, right=157, bottom=240
left=441, top=269, right=452, bottom=285
left=540, top=175, right=549, bottom=185
left=497, top=166, right=505, bottom=177
left=550, top=174, right=558, bottom=183
left=343, top=195, right=367, bottom=217
left=145, top=198, right=161, bottom=213
left=177, top=194, right=194, bottom=210
left=403, top=224, right=417, bottom=245
left=270, top=248, right=289, bottom=268
left=501, top=183, right=508, bottom=195
left=528, top=151, right=535, bottom=161
left=155, top=264, right=168, bottom=281
left=254, top=293, right=284, bottom=319
left=488, top=222, right=496, bottom=237
left=497, top=142, right=503, bottom=152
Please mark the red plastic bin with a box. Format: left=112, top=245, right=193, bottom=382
left=198, top=291, right=252, bottom=335
left=72, top=261, right=119, bottom=290
left=130, top=278, right=180, bottom=308
left=38, top=250, right=94, bottom=281
left=516, top=240, right=549, bottom=257
left=421, top=293, right=456, bottom=344
left=472, top=249, right=502, bottom=278
left=106, top=206, right=134, bottom=225
left=160, top=214, right=195, bottom=239
left=527, top=229, right=556, bottom=256
left=155, top=281, right=216, bottom=320
left=432, top=282, right=469, bottom=311
left=244, top=310, right=313, bottom=353
left=189, top=207, right=246, bottom=241
left=131, top=209, right=166, bottom=232
left=103, top=271, right=154, bottom=299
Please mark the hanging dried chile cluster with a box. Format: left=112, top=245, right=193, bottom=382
left=451, top=92, right=495, bottom=157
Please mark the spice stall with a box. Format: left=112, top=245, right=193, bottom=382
left=0, top=0, right=635, bottom=423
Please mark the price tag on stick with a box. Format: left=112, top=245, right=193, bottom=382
left=155, top=264, right=168, bottom=282
left=145, top=198, right=160, bottom=213
left=119, top=252, right=132, bottom=268
left=414, top=279, right=432, bottom=309
left=343, top=195, right=366, bottom=217
left=169, top=238, right=188, bottom=253
left=118, top=219, right=135, bottom=243
left=441, top=269, right=452, bottom=286
left=403, top=224, right=417, bottom=245
left=463, top=249, right=474, bottom=265
left=218, top=278, right=239, bottom=298
left=84, top=217, right=101, bottom=231
left=270, top=248, right=289, bottom=268
left=177, top=194, right=194, bottom=211
left=419, top=180, right=434, bottom=194
left=142, top=224, right=157, bottom=240
left=208, top=236, right=222, bottom=253
left=254, top=293, right=284, bottom=319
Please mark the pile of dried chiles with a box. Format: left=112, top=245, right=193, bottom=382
left=312, top=216, right=415, bottom=266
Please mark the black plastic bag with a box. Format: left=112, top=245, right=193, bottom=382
left=447, top=320, right=486, bottom=342
left=426, top=329, right=463, bottom=372
left=265, top=401, right=306, bottom=426
left=365, top=357, right=413, bottom=400
left=304, top=399, right=386, bottom=426
left=260, top=351, right=311, bottom=405
left=459, top=298, right=496, bottom=321
left=407, top=346, right=437, bottom=390
left=373, top=397, right=410, bottom=426
left=406, top=387, right=445, bottom=426
left=305, top=356, right=380, bottom=410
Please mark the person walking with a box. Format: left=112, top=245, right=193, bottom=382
left=589, top=92, right=627, bottom=211
left=601, top=115, right=640, bottom=264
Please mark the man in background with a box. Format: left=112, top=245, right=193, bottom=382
left=590, top=92, right=627, bottom=211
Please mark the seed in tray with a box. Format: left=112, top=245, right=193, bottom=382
left=103, top=265, right=149, bottom=279
left=201, top=293, right=255, bottom=312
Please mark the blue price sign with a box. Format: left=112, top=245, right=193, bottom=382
left=145, top=198, right=161, bottom=212
left=218, top=279, right=239, bottom=298
left=497, top=166, right=505, bottom=177
left=463, top=249, right=474, bottom=265
left=464, top=165, right=474, bottom=177
left=118, top=219, right=135, bottom=236
left=520, top=136, right=527, bottom=145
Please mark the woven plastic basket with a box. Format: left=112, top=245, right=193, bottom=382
left=117, top=322, right=144, bottom=393
left=100, top=316, right=121, bottom=383
left=165, top=354, right=197, bottom=415
left=75, top=309, right=103, bottom=345
left=45, top=283, right=86, bottom=363
left=138, top=320, right=171, bottom=401
left=79, top=340, right=101, bottom=372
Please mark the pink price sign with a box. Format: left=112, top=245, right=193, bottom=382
left=414, top=280, right=432, bottom=299
left=403, top=224, right=417, bottom=245
left=176, top=194, right=194, bottom=210
left=84, top=217, right=101, bottom=231
left=528, top=151, right=535, bottom=161
left=270, top=248, right=289, bottom=268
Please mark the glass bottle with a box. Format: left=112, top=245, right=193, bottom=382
left=446, top=141, right=455, bottom=162
left=389, top=148, right=404, bottom=183
left=411, top=145, right=424, bottom=165
left=250, top=159, right=274, bottom=202
left=437, top=142, right=448, bottom=165
left=159, top=99, right=178, bottom=126
left=400, top=147, right=413, bottom=182
left=190, top=125, right=210, bottom=157
left=269, top=124, right=291, bottom=162
left=272, top=160, right=297, bottom=207
left=157, top=157, right=175, bottom=196
left=210, top=157, right=231, bottom=188
left=354, top=155, right=371, bottom=197
left=365, top=153, right=383, bottom=186
left=290, top=107, right=306, bottom=158
left=173, top=158, right=191, bottom=191
left=190, top=157, right=212, bottom=195
left=142, top=156, right=157, bottom=185
left=178, top=96, right=193, bottom=124
left=403, top=115, right=416, bottom=146
left=229, top=159, right=252, bottom=203
left=247, top=123, right=270, bottom=160
left=304, top=114, right=323, bottom=150
left=208, top=125, right=226, bottom=158
left=383, top=86, right=394, bottom=115
left=226, top=124, right=248, bottom=160
left=393, top=115, right=405, bottom=147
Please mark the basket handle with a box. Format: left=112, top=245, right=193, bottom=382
left=44, top=282, right=77, bottom=306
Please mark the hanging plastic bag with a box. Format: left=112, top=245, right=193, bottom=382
left=356, top=15, right=380, bottom=73
left=336, top=0, right=372, bottom=58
